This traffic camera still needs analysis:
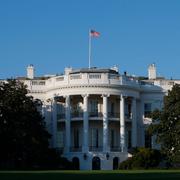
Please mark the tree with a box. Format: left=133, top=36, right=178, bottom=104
left=0, top=79, right=52, bottom=169
left=149, top=84, right=180, bottom=165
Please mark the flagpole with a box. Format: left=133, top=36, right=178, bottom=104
left=88, top=29, right=91, bottom=69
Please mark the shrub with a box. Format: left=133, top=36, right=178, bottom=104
left=119, top=148, right=162, bottom=169
left=119, top=157, right=133, bottom=169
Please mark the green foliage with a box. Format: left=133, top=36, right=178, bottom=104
left=119, top=148, right=162, bottom=169
left=149, top=84, right=180, bottom=165
left=119, top=158, right=133, bottom=170
left=138, top=76, right=148, bottom=80
left=0, top=79, right=65, bottom=169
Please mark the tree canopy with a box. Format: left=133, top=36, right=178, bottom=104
left=0, top=79, right=53, bottom=169
left=149, top=84, right=180, bottom=165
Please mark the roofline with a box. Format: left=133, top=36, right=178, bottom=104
left=70, top=68, right=119, bottom=74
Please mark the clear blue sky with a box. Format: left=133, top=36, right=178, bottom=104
left=0, top=0, right=180, bottom=79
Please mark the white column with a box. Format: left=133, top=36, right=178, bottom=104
left=120, top=94, right=126, bottom=152
left=52, top=97, right=57, bottom=148
left=65, top=95, right=71, bottom=153
left=140, top=99, right=145, bottom=147
left=82, top=94, right=89, bottom=152
left=103, top=95, right=109, bottom=152
left=131, top=97, right=137, bottom=147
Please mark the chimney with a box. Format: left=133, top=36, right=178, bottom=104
left=64, top=67, right=72, bottom=75
left=148, top=63, right=156, bottom=80
left=110, top=65, right=119, bottom=72
left=27, top=64, right=35, bottom=79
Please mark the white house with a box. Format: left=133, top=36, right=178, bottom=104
left=16, top=65, right=165, bottom=170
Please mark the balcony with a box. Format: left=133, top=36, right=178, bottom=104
left=57, top=112, right=132, bottom=121
left=89, top=112, right=103, bottom=118
left=89, top=112, right=120, bottom=119
left=71, top=112, right=83, bottom=118
left=108, top=112, right=120, bottom=118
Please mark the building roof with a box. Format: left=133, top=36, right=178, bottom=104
left=70, top=67, right=118, bottom=74
left=17, top=76, right=50, bottom=80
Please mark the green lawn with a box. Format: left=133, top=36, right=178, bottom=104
left=0, top=170, right=180, bottom=180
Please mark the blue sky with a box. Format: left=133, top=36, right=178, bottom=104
left=0, top=0, right=180, bottom=79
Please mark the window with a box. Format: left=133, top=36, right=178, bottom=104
left=144, top=103, right=152, bottom=118
left=70, top=74, right=81, bottom=80
left=109, top=74, right=119, bottom=79
left=32, top=81, right=38, bottom=85
left=110, top=130, right=115, bottom=147
left=32, top=81, right=45, bottom=85
left=95, top=129, right=99, bottom=147
left=39, top=81, right=45, bottom=85
left=111, top=103, right=114, bottom=114
left=73, top=102, right=82, bottom=112
left=57, top=103, right=65, bottom=119
left=57, top=131, right=64, bottom=148
left=72, top=102, right=83, bottom=117
left=125, top=103, right=131, bottom=118
left=90, top=100, right=98, bottom=116
left=74, top=129, right=79, bottom=148
left=91, top=128, right=99, bottom=148
left=168, top=81, right=174, bottom=85
left=59, top=103, right=65, bottom=113
left=89, top=74, right=101, bottom=79
left=128, top=130, right=132, bottom=149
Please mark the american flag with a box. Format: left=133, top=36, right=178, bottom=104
left=90, top=30, right=100, bottom=37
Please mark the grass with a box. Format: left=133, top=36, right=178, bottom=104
left=0, top=170, right=180, bottom=180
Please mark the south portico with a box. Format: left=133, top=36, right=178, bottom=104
left=45, top=90, right=139, bottom=170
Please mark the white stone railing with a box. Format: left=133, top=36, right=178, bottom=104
left=25, top=73, right=161, bottom=92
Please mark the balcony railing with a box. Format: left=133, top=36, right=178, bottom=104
left=57, top=112, right=131, bottom=120
left=70, top=146, right=82, bottom=152
left=89, top=112, right=120, bottom=118
left=57, top=113, right=65, bottom=119
left=89, top=112, right=103, bottom=117
left=89, top=146, right=103, bottom=152
left=71, top=112, right=83, bottom=118
left=108, top=112, right=120, bottom=118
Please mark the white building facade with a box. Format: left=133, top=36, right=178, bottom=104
left=20, top=66, right=164, bottom=170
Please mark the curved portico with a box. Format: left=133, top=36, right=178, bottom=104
left=26, top=67, right=163, bottom=170
left=49, top=90, right=138, bottom=149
